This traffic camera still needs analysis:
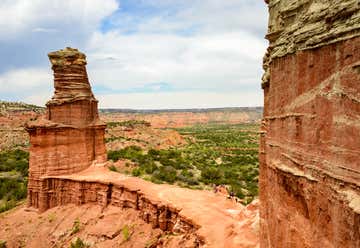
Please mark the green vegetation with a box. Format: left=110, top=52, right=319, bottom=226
left=0, top=100, right=44, bottom=114
left=108, top=165, right=119, bottom=172
left=0, top=149, right=29, bottom=213
left=70, top=238, right=89, bottom=248
left=106, top=120, right=150, bottom=129
left=70, top=218, right=81, bottom=235
left=122, top=224, right=131, bottom=242
left=0, top=121, right=259, bottom=216
left=0, top=240, right=6, bottom=248
left=107, top=124, right=260, bottom=204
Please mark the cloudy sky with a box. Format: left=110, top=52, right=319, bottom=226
left=0, top=0, right=268, bottom=109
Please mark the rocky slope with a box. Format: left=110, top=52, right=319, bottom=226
left=0, top=101, right=44, bottom=151
left=105, top=121, right=186, bottom=151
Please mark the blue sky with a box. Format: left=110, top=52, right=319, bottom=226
left=0, top=0, right=268, bottom=109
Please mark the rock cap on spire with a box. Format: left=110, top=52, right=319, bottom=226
left=48, top=47, right=87, bottom=67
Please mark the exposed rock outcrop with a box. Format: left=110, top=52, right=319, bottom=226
left=260, top=1, right=360, bottom=247
left=26, top=47, right=107, bottom=211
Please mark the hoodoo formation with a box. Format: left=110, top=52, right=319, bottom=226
left=26, top=47, right=107, bottom=211
left=260, top=0, right=360, bottom=247
left=15, top=47, right=260, bottom=247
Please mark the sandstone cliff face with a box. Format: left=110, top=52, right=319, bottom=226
left=260, top=1, right=360, bottom=247
left=26, top=48, right=107, bottom=210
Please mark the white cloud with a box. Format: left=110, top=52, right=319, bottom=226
left=86, top=30, right=266, bottom=91
left=32, top=28, right=59, bottom=33
left=83, top=0, right=268, bottom=101
left=0, top=67, right=52, bottom=94
left=0, top=0, right=118, bottom=40
left=22, top=91, right=263, bottom=109
left=97, top=91, right=263, bottom=109
left=0, top=0, right=268, bottom=108
left=24, top=91, right=52, bottom=107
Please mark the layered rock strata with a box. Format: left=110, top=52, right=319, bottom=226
left=260, top=1, right=360, bottom=247
left=26, top=47, right=107, bottom=209
left=22, top=48, right=259, bottom=247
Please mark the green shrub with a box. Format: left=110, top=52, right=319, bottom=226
left=132, top=168, right=141, bottom=176
left=230, top=184, right=245, bottom=199
left=149, top=176, right=163, bottom=184
left=0, top=149, right=29, bottom=213
left=0, top=200, right=17, bottom=213
left=177, top=174, right=199, bottom=185
left=153, top=166, right=177, bottom=183
left=200, top=167, right=222, bottom=183
left=148, top=149, right=160, bottom=158
left=107, top=146, right=143, bottom=162
left=108, top=165, right=118, bottom=172
left=71, top=219, right=81, bottom=235
left=0, top=149, right=29, bottom=176
left=141, top=162, right=157, bottom=174
left=180, top=170, right=193, bottom=177
left=70, top=238, right=88, bottom=248
left=0, top=240, right=6, bottom=248
left=122, top=225, right=131, bottom=241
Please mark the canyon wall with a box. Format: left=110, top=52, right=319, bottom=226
left=26, top=48, right=107, bottom=209
left=260, top=0, right=360, bottom=247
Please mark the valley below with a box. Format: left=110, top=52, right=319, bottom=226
left=0, top=101, right=261, bottom=247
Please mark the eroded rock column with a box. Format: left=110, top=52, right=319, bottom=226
left=260, top=1, right=360, bottom=247
left=26, top=47, right=107, bottom=211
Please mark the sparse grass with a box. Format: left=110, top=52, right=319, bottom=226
left=70, top=238, right=89, bottom=248
left=122, top=224, right=131, bottom=242
left=144, top=237, right=158, bottom=248
left=0, top=240, right=6, bottom=248
left=70, top=218, right=81, bottom=235
left=48, top=213, right=56, bottom=223
left=108, top=165, right=119, bottom=172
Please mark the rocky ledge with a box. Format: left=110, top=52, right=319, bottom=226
left=1, top=165, right=259, bottom=248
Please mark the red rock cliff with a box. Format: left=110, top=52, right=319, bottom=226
left=260, top=0, right=360, bottom=247
left=26, top=47, right=107, bottom=211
